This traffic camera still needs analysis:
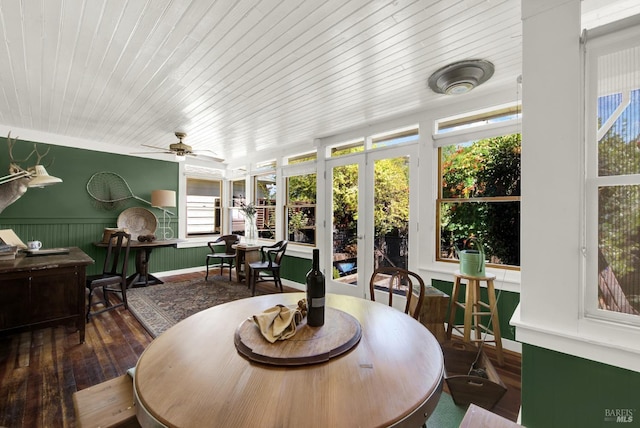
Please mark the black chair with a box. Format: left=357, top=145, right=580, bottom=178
left=369, top=266, right=426, bottom=320
left=247, top=240, right=288, bottom=296
left=86, top=231, right=131, bottom=321
left=205, top=234, right=240, bottom=281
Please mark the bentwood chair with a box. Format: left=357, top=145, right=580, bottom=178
left=369, top=266, right=426, bottom=320
left=86, top=231, right=131, bottom=321
left=206, top=234, right=240, bottom=281
left=247, top=240, right=288, bottom=296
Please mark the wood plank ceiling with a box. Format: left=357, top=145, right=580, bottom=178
left=0, top=1, right=635, bottom=165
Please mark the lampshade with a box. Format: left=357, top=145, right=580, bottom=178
left=151, top=190, right=176, bottom=208
left=27, top=165, right=63, bottom=188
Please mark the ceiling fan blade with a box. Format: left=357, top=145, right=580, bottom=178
left=142, top=144, right=170, bottom=151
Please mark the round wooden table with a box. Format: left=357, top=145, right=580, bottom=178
left=134, top=293, right=444, bottom=428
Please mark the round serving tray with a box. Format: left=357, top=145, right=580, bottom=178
left=117, top=207, right=158, bottom=240
left=234, top=306, right=362, bottom=366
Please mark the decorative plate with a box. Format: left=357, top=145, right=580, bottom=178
left=117, top=207, right=158, bottom=241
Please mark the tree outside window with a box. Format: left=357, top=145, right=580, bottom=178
left=286, top=173, right=316, bottom=245
left=438, top=134, right=521, bottom=268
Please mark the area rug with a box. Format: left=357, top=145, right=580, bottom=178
left=127, top=276, right=269, bottom=338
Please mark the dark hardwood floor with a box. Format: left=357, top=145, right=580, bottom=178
left=0, top=270, right=521, bottom=427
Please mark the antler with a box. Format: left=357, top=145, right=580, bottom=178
left=1, top=132, right=32, bottom=213
left=32, top=144, right=52, bottom=167
left=7, top=132, right=54, bottom=167
left=7, top=131, right=36, bottom=165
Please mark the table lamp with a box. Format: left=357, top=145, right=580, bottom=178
left=151, top=190, right=176, bottom=239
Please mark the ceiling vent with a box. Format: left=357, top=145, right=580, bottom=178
left=428, top=59, right=495, bottom=95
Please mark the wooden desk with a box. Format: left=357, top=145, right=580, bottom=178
left=0, top=247, right=94, bottom=343
left=134, top=293, right=444, bottom=427
left=95, top=239, right=179, bottom=287
left=233, top=243, right=261, bottom=284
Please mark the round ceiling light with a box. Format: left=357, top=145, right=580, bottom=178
left=428, top=59, right=495, bottom=95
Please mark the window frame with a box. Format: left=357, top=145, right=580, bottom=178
left=185, top=177, right=223, bottom=238
left=229, top=178, right=247, bottom=237
left=584, top=22, right=640, bottom=326
left=283, top=159, right=317, bottom=247
left=433, top=104, right=522, bottom=272
left=253, top=170, right=277, bottom=241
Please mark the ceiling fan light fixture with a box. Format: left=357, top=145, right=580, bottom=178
left=428, top=59, right=494, bottom=95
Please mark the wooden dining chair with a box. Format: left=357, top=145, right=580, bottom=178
left=369, top=266, right=426, bottom=320
left=247, top=240, right=288, bottom=296
left=86, top=231, right=131, bottom=321
left=205, top=234, right=240, bottom=281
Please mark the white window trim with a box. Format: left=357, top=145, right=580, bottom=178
left=177, top=162, right=225, bottom=247
left=424, top=106, right=523, bottom=293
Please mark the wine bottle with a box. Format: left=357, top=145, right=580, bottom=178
left=306, top=249, right=325, bottom=327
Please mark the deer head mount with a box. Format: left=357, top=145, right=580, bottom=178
left=0, top=132, right=60, bottom=214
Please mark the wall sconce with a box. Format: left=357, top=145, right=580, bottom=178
left=27, top=165, right=63, bottom=188
left=151, top=190, right=176, bottom=240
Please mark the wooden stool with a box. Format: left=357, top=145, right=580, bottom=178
left=446, top=271, right=504, bottom=365
left=418, top=287, right=450, bottom=343
left=72, top=374, right=140, bottom=428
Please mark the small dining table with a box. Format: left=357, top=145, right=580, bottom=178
left=94, top=239, right=179, bottom=287
left=232, top=243, right=261, bottom=284
left=133, top=293, right=444, bottom=427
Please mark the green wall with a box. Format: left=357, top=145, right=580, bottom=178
left=0, top=136, right=307, bottom=281
left=522, top=344, right=640, bottom=427
left=0, top=136, right=191, bottom=275
left=432, top=278, right=519, bottom=342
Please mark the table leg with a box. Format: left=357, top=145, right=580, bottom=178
left=235, top=250, right=245, bottom=283
left=127, top=248, right=165, bottom=288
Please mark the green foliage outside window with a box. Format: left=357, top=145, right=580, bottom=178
left=439, top=134, right=521, bottom=267
left=598, top=126, right=640, bottom=300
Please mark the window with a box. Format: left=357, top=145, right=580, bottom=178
left=254, top=173, right=276, bottom=240
left=371, top=126, right=419, bottom=148
left=435, top=108, right=521, bottom=269
left=330, top=139, right=364, bottom=157
left=586, top=25, right=640, bottom=321
left=286, top=173, right=316, bottom=245
left=230, top=179, right=246, bottom=236
left=186, top=178, right=221, bottom=236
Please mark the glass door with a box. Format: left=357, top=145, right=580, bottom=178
left=325, top=144, right=417, bottom=298
left=326, top=155, right=364, bottom=297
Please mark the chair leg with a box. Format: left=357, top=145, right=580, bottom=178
left=121, top=281, right=128, bottom=310
left=86, top=287, right=93, bottom=322
left=103, top=286, right=112, bottom=308
left=275, top=272, right=283, bottom=293
left=251, top=269, right=257, bottom=296
left=228, top=260, right=233, bottom=281
left=205, top=257, right=210, bottom=281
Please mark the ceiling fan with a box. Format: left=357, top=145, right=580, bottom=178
left=133, top=132, right=224, bottom=162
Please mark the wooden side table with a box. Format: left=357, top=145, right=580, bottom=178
left=233, top=243, right=261, bottom=284
left=418, top=287, right=450, bottom=343
left=446, top=271, right=504, bottom=365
